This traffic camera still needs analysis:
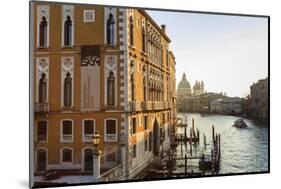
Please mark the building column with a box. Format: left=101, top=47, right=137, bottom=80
left=93, top=150, right=101, bottom=181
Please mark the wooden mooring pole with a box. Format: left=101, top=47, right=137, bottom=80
left=185, top=154, right=187, bottom=176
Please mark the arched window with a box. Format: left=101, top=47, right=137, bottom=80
left=142, top=27, right=146, bottom=52
left=131, top=74, right=135, bottom=101
left=39, top=73, right=47, bottom=103
left=64, top=16, right=72, bottom=46
left=107, top=71, right=115, bottom=106
left=64, top=72, right=72, bottom=107
left=105, top=119, right=117, bottom=142
left=62, top=148, right=72, bottom=163
left=129, top=16, right=134, bottom=46
left=106, top=13, right=115, bottom=45
left=143, top=77, right=146, bottom=101
left=39, top=16, right=48, bottom=47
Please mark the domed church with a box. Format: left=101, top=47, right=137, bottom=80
left=177, top=73, right=192, bottom=97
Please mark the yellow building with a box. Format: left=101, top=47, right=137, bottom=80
left=31, top=2, right=176, bottom=181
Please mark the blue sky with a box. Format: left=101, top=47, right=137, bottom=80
left=147, top=10, right=268, bottom=97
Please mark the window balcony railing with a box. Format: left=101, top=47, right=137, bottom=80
left=129, top=101, right=142, bottom=112
left=153, top=102, right=164, bottom=110
left=84, top=134, right=94, bottom=142
left=105, top=134, right=117, bottom=142
left=62, top=134, right=72, bottom=142
left=141, top=101, right=153, bottom=110
left=34, top=103, right=49, bottom=113
left=37, top=135, right=47, bottom=142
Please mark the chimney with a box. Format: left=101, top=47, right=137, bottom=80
left=161, top=24, right=166, bottom=33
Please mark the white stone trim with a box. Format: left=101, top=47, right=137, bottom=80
left=36, top=5, right=50, bottom=48
left=104, top=55, right=118, bottom=107
left=36, top=57, right=49, bottom=103
left=83, top=10, right=95, bottom=22
left=104, top=7, right=117, bottom=45
left=60, top=119, right=74, bottom=143
left=60, top=146, right=74, bottom=166
left=82, top=118, right=95, bottom=142
left=61, top=5, right=74, bottom=47
left=104, top=118, right=118, bottom=142
left=35, top=147, right=48, bottom=172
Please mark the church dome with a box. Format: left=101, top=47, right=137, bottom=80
left=178, top=73, right=191, bottom=89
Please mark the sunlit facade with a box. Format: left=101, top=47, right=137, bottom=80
left=32, top=2, right=176, bottom=180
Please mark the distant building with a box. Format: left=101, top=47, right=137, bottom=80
left=187, top=92, right=225, bottom=112
left=250, top=77, right=268, bottom=119
left=176, top=73, right=191, bottom=111
left=193, top=81, right=204, bottom=96
left=210, top=98, right=242, bottom=114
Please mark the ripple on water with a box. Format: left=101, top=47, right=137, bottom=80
left=177, top=113, right=269, bottom=174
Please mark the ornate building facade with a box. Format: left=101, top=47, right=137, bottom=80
left=250, top=77, right=268, bottom=119
left=32, top=2, right=176, bottom=181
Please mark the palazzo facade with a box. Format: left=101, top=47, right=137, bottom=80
left=32, top=2, right=176, bottom=180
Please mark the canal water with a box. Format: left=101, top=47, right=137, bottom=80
left=176, top=112, right=269, bottom=174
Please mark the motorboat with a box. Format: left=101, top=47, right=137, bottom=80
left=233, top=119, right=247, bottom=128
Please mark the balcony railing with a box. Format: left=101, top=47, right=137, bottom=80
left=84, top=134, right=94, bottom=142
left=105, top=134, right=117, bottom=142
left=129, top=102, right=142, bottom=111
left=34, top=103, right=49, bottom=113
left=37, top=135, right=47, bottom=142
left=62, top=134, right=72, bottom=142
left=153, top=102, right=164, bottom=110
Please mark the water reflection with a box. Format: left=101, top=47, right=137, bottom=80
left=178, top=113, right=269, bottom=174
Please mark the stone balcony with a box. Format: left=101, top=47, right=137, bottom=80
left=34, top=103, right=49, bottom=113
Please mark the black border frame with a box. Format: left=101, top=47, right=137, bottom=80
left=29, top=1, right=270, bottom=188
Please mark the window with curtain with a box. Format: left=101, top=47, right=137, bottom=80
left=64, top=72, right=72, bottom=107
left=39, top=16, right=48, bottom=47
left=64, top=16, right=72, bottom=46
left=39, top=73, right=47, bottom=103
left=106, top=13, right=115, bottom=45
left=107, top=71, right=115, bottom=106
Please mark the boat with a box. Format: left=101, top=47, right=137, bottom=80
left=233, top=119, right=247, bottom=128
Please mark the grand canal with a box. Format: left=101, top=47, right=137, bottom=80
left=177, top=113, right=269, bottom=174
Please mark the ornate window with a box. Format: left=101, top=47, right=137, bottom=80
left=61, top=120, right=73, bottom=143
left=39, top=73, right=47, bottom=103
left=64, top=73, right=72, bottom=107
left=105, top=119, right=117, bottom=142
left=129, top=16, right=134, bottom=46
left=39, top=16, right=48, bottom=47
left=106, top=13, right=115, bottom=45
left=107, top=71, right=115, bottom=106
left=64, top=16, right=72, bottom=46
